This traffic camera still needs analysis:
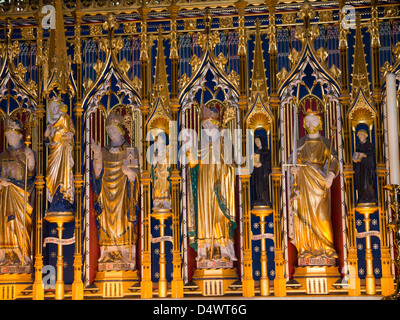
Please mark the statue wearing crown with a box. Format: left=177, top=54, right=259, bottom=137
left=186, top=101, right=237, bottom=267
left=44, top=98, right=75, bottom=215
left=0, top=118, right=35, bottom=269
left=91, top=111, right=139, bottom=270
left=289, top=109, right=339, bottom=264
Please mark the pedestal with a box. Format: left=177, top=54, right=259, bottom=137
left=355, top=203, right=379, bottom=295
left=151, top=208, right=173, bottom=298
left=294, top=266, right=340, bottom=294
left=192, top=268, right=237, bottom=296
left=95, top=270, right=139, bottom=298
left=251, top=205, right=273, bottom=296
left=44, top=213, right=74, bottom=300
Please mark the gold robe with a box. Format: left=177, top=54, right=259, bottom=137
left=292, top=136, right=339, bottom=259
left=0, top=146, right=34, bottom=263
left=46, top=113, right=75, bottom=204
left=187, top=142, right=236, bottom=259
left=95, top=143, right=134, bottom=248
left=152, top=155, right=171, bottom=209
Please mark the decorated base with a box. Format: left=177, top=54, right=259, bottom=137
left=197, top=259, right=234, bottom=269
left=298, top=256, right=336, bottom=267
left=98, top=262, right=135, bottom=272
left=0, top=273, right=32, bottom=300
left=95, top=270, right=139, bottom=298
left=293, top=265, right=340, bottom=295
left=192, top=268, right=237, bottom=296
left=0, top=265, right=33, bottom=274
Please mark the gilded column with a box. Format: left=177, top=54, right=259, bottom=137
left=139, top=4, right=153, bottom=299
left=338, top=0, right=360, bottom=296
left=71, top=5, right=84, bottom=300
left=168, top=1, right=184, bottom=298
left=266, top=0, right=286, bottom=297
left=235, top=0, right=254, bottom=298
left=32, top=6, right=45, bottom=300
left=369, top=0, right=395, bottom=295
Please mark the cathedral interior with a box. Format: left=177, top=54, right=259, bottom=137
left=0, top=0, right=400, bottom=301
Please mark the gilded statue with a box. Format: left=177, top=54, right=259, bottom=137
left=44, top=99, right=75, bottom=214
left=91, top=112, right=139, bottom=269
left=290, top=110, right=339, bottom=261
left=151, top=134, right=171, bottom=211
left=0, top=118, right=35, bottom=268
left=352, top=129, right=377, bottom=204
left=186, top=103, right=237, bottom=264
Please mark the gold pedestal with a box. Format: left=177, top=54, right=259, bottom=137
left=44, top=213, right=74, bottom=300
left=0, top=273, right=32, bottom=300
left=251, top=205, right=273, bottom=296
left=294, top=266, right=340, bottom=294
left=193, top=268, right=237, bottom=296
left=151, top=208, right=173, bottom=298
left=95, top=270, right=139, bottom=298
left=355, top=203, right=379, bottom=295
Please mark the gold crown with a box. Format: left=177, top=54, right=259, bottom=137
left=201, top=102, right=221, bottom=127
left=303, top=108, right=322, bottom=117
left=49, top=97, right=68, bottom=113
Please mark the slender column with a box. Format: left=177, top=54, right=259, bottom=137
left=235, top=0, right=254, bottom=298
left=71, top=5, right=84, bottom=300
left=168, top=0, right=184, bottom=299
left=32, top=6, right=45, bottom=300
left=369, top=1, right=395, bottom=296
left=338, top=0, right=360, bottom=296
left=266, top=0, right=286, bottom=297
left=139, top=4, right=153, bottom=299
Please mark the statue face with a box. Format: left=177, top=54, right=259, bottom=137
left=49, top=102, right=60, bottom=116
left=202, top=120, right=219, bottom=137
left=357, top=132, right=368, bottom=143
left=255, top=137, right=262, bottom=149
left=304, top=114, right=321, bottom=134
left=156, top=135, right=166, bottom=151
left=106, top=125, right=124, bottom=142
left=5, top=130, right=22, bottom=147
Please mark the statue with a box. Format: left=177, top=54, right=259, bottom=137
left=290, top=110, right=339, bottom=261
left=0, top=118, right=35, bottom=268
left=91, top=112, right=139, bottom=269
left=186, top=103, right=237, bottom=264
left=251, top=135, right=271, bottom=207
left=44, top=99, right=75, bottom=215
left=151, top=134, right=171, bottom=211
left=353, top=129, right=377, bottom=204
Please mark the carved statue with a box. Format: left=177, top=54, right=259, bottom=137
left=186, top=103, right=237, bottom=264
left=290, top=111, right=339, bottom=261
left=151, top=134, right=171, bottom=211
left=251, top=135, right=271, bottom=207
left=44, top=99, right=75, bottom=214
left=0, top=118, right=35, bottom=267
left=353, top=130, right=377, bottom=204
left=91, top=112, right=139, bottom=269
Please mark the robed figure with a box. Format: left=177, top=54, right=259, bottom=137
left=0, top=118, right=35, bottom=267
left=91, top=112, right=139, bottom=269
left=44, top=99, right=75, bottom=214
left=352, top=130, right=377, bottom=204
left=251, top=135, right=271, bottom=207
left=186, top=103, right=237, bottom=263
left=290, top=111, right=339, bottom=260
left=151, top=134, right=171, bottom=211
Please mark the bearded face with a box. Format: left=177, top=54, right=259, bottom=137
left=304, top=114, right=322, bottom=135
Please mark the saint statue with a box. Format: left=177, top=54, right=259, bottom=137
left=290, top=110, right=339, bottom=261
left=352, top=130, right=377, bottom=204
left=186, top=103, right=237, bottom=264
left=44, top=99, right=75, bottom=214
left=91, top=112, right=139, bottom=269
left=0, top=118, right=35, bottom=267
left=151, top=134, right=171, bottom=211
left=251, top=135, right=271, bottom=207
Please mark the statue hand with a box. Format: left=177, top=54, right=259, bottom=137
left=91, top=138, right=102, bottom=156
left=290, top=166, right=299, bottom=176
left=254, top=162, right=262, bottom=168
left=325, top=171, right=335, bottom=189
left=122, top=160, right=137, bottom=182
left=24, top=147, right=35, bottom=170
left=0, top=178, right=10, bottom=187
